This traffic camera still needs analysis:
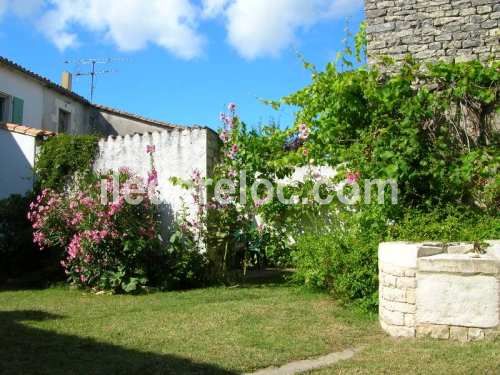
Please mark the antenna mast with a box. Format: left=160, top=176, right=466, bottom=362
left=64, top=58, right=125, bottom=103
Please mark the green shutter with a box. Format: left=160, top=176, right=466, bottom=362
left=12, top=97, right=24, bottom=124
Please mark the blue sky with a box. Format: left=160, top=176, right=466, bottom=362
left=0, top=0, right=364, bottom=130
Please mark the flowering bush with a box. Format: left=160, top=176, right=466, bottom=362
left=28, top=170, right=162, bottom=293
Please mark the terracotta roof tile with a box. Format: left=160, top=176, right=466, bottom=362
left=0, top=122, right=55, bottom=138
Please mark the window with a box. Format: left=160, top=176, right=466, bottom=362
left=58, top=109, right=71, bottom=133
left=0, top=93, right=10, bottom=123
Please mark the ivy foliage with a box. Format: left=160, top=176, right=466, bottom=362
left=35, top=134, right=100, bottom=191
left=272, top=58, right=499, bottom=210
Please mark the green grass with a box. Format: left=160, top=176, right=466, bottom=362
left=0, top=281, right=498, bottom=374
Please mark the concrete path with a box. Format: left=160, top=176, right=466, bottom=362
left=246, top=348, right=360, bottom=375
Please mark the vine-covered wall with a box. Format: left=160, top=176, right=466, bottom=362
left=365, top=0, right=499, bottom=64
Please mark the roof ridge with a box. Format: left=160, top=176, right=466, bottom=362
left=0, top=55, right=199, bottom=131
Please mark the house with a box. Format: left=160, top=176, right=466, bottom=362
left=0, top=56, right=219, bottom=201
left=0, top=56, right=183, bottom=136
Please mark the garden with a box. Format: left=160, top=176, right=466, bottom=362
left=1, top=30, right=499, bottom=374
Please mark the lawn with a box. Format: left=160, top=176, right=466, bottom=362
left=0, top=279, right=498, bottom=374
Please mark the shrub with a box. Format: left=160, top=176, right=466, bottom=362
left=28, top=171, right=163, bottom=293
left=0, top=195, right=36, bottom=282
left=389, top=205, right=500, bottom=243
left=292, top=207, right=386, bottom=312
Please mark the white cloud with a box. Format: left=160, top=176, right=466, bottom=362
left=201, top=0, right=363, bottom=59
left=225, top=0, right=317, bottom=59
left=201, top=0, right=230, bottom=18
left=1, top=0, right=363, bottom=60
left=38, top=0, right=205, bottom=59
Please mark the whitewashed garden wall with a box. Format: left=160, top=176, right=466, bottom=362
left=94, top=127, right=219, bottom=233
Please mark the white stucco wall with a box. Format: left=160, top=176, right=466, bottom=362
left=94, top=128, right=218, bottom=233
left=0, top=128, right=37, bottom=198
left=42, top=88, right=90, bottom=135
left=0, top=65, right=44, bottom=129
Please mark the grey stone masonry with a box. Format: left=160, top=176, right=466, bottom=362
left=365, top=0, right=500, bottom=64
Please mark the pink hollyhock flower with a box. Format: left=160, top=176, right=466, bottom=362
left=219, top=112, right=227, bottom=122
left=191, top=169, right=202, bottom=183
left=228, top=144, right=239, bottom=160
left=219, top=130, right=229, bottom=143
left=346, top=171, right=361, bottom=184
left=146, top=145, right=156, bottom=154
left=147, top=168, right=159, bottom=187
left=298, top=123, right=310, bottom=140
left=225, top=116, right=234, bottom=128
left=228, top=102, right=237, bottom=112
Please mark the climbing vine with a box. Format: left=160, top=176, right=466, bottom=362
left=35, top=134, right=100, bottom=191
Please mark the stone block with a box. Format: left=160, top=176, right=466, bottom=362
left=380, top=320, right=416, bottom=338
left=460, top=8, right=477, bottom=16
left=381, top=307, right=405, bottom=326
left=405, top=313, right=416, bottom=327
left=429, top=42, right=443, bottom=50
left=406, top=288, right=416, bottom=304
left=482, top=20, right=498, bottom=28
left=379, top=242, right=444, bottom=271
left=397, top=276, right=417, bottom=289
left=446, top=243, right=474, bottom=254
left=463, top=39, right=482, bottom=48
left=484, top=329, right=500, bottom=342
left=477, top=5, right=492, bottom=14
left=416, top=272, right=499, bottom=328
left=486, top=240, right=500, bottom=259
left=367, top=22, right=396, bottom=34
left=435, top=33, right=453, bottom=41
left=383, top=274, right=398, bottom=287
left=417, top=253, right=499, bottom=275
left=450, top=326, right=469, bottom=342
left=417, top=324, right=450, bottom=339
left=383, top=300, right=417, bottom=314
left=468, top=328, right=485, bottom=341
left=382, top=286, right=407, bottom=303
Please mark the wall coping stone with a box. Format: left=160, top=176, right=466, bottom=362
left=418, top=253, right=500, bottom=275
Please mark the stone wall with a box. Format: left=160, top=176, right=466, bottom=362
left=365, top=0, right=500, bottom=64
left=379, top=241, right=500, bottom=342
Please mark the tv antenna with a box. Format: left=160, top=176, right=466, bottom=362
left=64, top=58, right=127, bottom=103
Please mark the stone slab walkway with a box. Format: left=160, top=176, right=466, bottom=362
left=246, top=348, right=360, bottom=375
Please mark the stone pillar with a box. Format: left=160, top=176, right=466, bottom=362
left=378, top=242, right=443, bottom=337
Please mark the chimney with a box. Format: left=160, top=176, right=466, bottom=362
left=61, top=71, right=73, bottom=91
